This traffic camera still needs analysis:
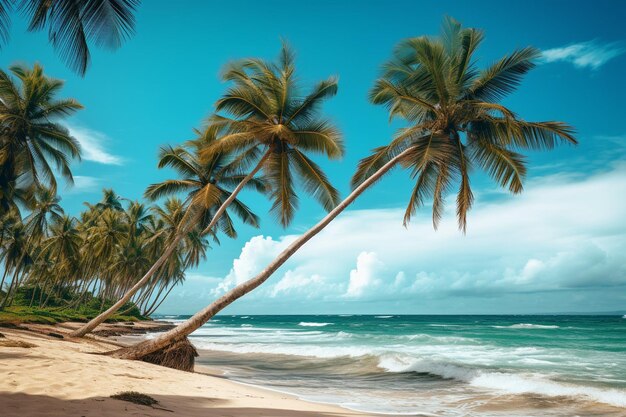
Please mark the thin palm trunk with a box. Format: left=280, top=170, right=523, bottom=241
left=110, top=148, right=409, bottom=359
left=0, top=266, right=9, bottom=301
left=145, top=284, right=176, bottom=317
left=70, top=150, right=270, bottom=338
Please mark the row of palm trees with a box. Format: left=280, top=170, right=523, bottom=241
left=0, top=135, right=265, bottom=315
left=2, top=16, right=577, bottom=368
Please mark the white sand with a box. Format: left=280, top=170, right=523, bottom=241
left=0, top=326, right=373, bottom=417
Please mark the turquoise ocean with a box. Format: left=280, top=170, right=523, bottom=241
left=154, top=315, right=626, bottom=416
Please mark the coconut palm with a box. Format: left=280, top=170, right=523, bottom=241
left=69, top=136, right=264, bottom=337
left=0, top=64, right=82, bottom=216
left=24, top=188, right=64, bottom=241
left=0, top=219, right=31, bottom=308
left=109, top=18, right=576, bottom=364
left=0, top=0, right=140, bottom=76
left=37, top=215, right=82, bottom=306
left=203, top=42, right=343, bottom=228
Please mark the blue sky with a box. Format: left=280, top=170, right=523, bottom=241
left=3, top=1, right=625, bottom=314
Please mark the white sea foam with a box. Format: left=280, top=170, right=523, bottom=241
left=492, top=323, right=560, bottom=329
left=375, top=315, right=393, bottom=319
left=298, top=322, right=332, bottom=327
left=377, top=355, right=626, bottom=408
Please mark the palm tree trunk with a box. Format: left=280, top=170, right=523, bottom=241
left=144, top=284, right=176, bottom=317
left=70, top=150, right=271, bottom=338
left=0, top=266, right=10, bottom=301
left=200, top=149, right=271, bottom=236
left=109, top=149, right=409, bottom=359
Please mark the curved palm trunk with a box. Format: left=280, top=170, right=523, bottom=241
left=110, top=149, right=409, bottom=360
left=70, top=151, right=271, bottom=338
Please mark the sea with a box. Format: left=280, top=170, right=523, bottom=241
left=153, top=315, right=626, bottom=416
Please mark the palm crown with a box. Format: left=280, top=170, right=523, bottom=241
left=206, top=44, right=344, bottom=226
left=354, top=18, right=577, bottom=231
left=0, top=64, right=82, bottom=214
left=145, top=131, right=264, bottom=239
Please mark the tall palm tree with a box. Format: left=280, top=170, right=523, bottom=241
left=0, top=0, right=140, bottom=76
left=0, top=64, right=82, bottom=215
left=109, top=18, right=576, bottom=362
left=69, top=135, right=264, bottom=336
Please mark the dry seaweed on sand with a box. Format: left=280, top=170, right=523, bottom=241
left=110, top=391, right=173, bottom=412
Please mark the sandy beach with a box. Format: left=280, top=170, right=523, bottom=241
left=0, top=322, right=373, bottom=417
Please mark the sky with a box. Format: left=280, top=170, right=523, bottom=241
left=2, top=1, right=625, bottom=315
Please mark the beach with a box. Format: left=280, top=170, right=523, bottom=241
left=0, top=322, right=373, bottom=417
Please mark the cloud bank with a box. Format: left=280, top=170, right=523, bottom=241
left=159, top=161, right=626, bottom=315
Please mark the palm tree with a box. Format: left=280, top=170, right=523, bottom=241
left=109, top=18, right=576, bottom=362
left=69, top=134, right=264, bottom=336
left=204, top=42, right=343, bottom=228
left=38, top=215, right=82, bottom=306
left=0, top=219, right=31, bottom=308
left=0, top=0, right=140, bottom=76
left=0, top=64, right=82, bottom=215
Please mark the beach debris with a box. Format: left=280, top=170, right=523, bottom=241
left=110, top=391, right=173, bottom=412
left=139, top=336, right=198, bottom=372
left=111, top=391, right=159, bottom=406
left=0, top=332, right=4, bottom=338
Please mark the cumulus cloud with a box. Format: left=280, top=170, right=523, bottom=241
left=66, top=124, right=124, bottom=165
left=541, top=40, right=624, bottom=69
left=345, top=252, right=384, bottom=298
left=199, top=162, right=626, bottom=313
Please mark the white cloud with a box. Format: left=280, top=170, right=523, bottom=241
left=201, top=162, right=626, bottom=313
left=541, top=40, right=624, bottom=69
left=63, top=175, right=100, bottom=194
left=66, top=124, right=124, bottom=165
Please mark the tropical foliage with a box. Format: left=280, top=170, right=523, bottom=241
left=0, top=181, right=257, bottom=316
left=70, top=43, right=344, bottom=337
left=0, top=64, right=82, bottom=216
left=109, top=18, right=576, bottom=364
left=0, top=0, right=140, bottom=75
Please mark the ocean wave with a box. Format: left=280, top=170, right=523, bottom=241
left=492, top=323, right=560, bottom=329
left=377, top=355, right=626, bottom=408
left=375, top=315, right=393, bottom=319
left=298, top=322, right=332, bottom=327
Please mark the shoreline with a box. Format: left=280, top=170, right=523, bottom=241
left=0, top=322, right=380, bottom=417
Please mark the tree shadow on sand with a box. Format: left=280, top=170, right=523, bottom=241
left=0, top=392, right=380, bottom=417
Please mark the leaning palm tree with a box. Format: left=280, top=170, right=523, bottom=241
left=0, top=0, right=140, bottom=76
left=69, top=135, right=264, bottom=336
left=0, top=64, right=82, bottom=216
left=109, top=18, right=576, bottom=364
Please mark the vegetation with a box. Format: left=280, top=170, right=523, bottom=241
left=0, top=0, right=140, bottom=76
left=109, top=17, right=576, bottom=365
left=0, top=12, right=577, bottom=373
left=70, top=42, right=344, bottom=338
